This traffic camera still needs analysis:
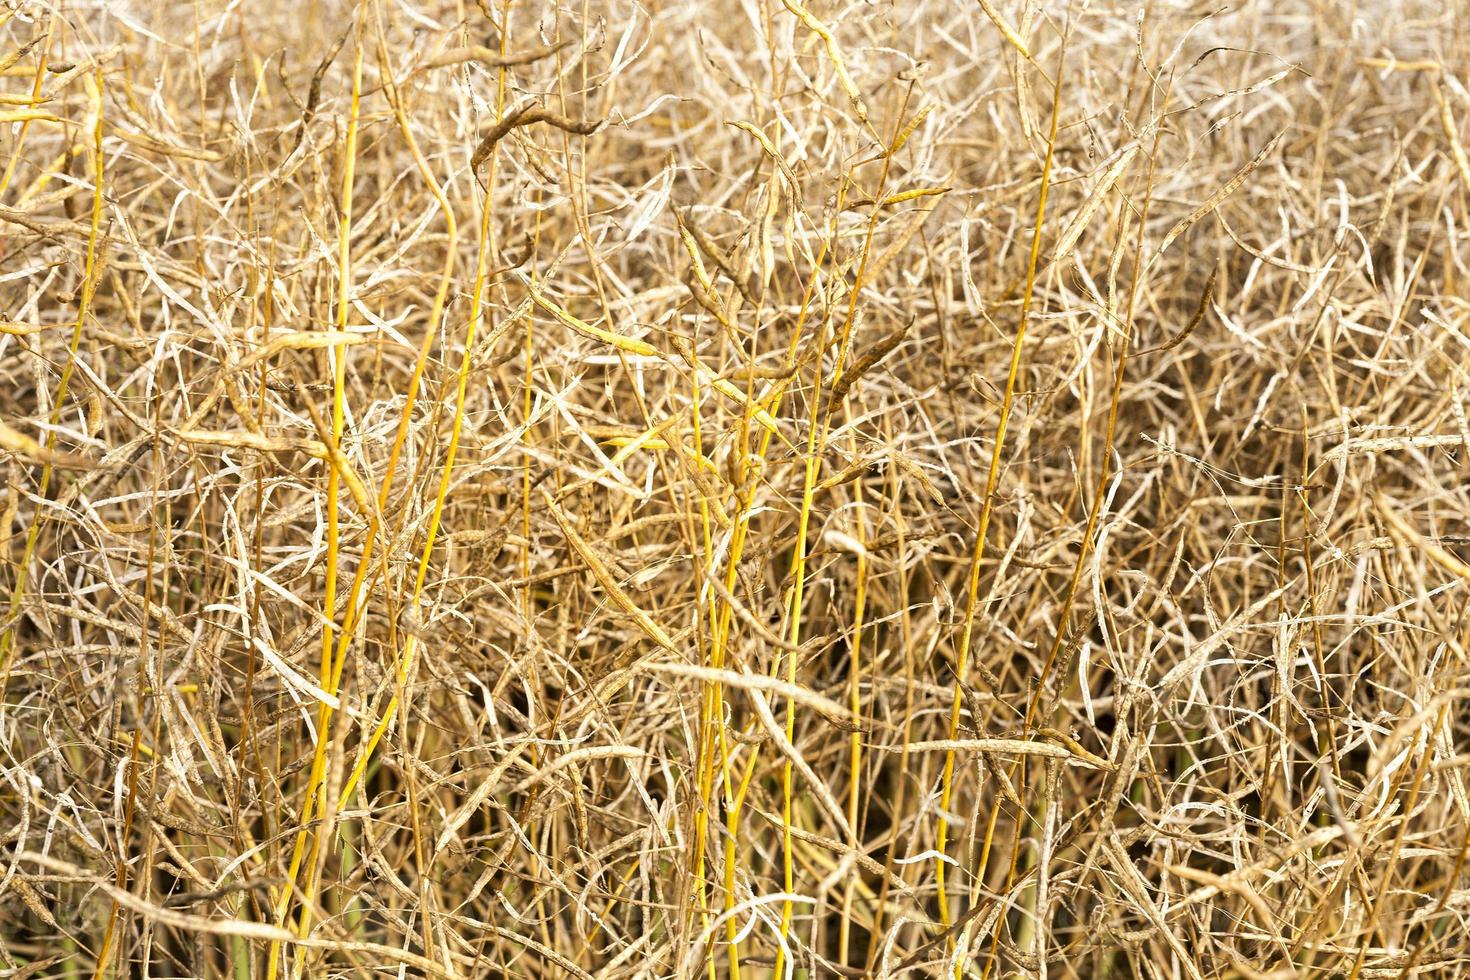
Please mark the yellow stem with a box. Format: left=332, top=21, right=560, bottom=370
left=269, top=19, right=363, bottom=977
left=934, top=33, right=1067, bottom=947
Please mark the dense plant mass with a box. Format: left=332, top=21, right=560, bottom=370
left=2, top=0, right=1468, bottom=976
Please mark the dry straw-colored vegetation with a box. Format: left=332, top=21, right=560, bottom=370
left=1, top=0, right=1469, bottom=976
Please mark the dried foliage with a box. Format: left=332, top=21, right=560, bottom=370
left=1, top=0, right=1469, bottom=977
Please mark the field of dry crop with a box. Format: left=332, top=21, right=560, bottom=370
left=2, top=0, right=1469, bottom=977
